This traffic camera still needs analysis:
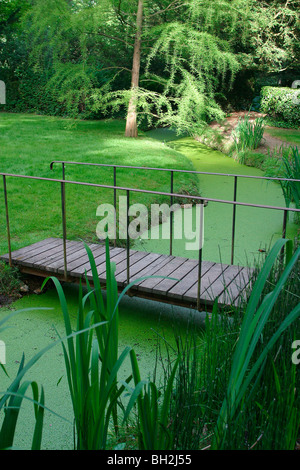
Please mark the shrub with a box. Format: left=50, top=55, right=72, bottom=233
left=260, top=87, right=300, bottom=128
left=0, top=261, right=21, bottom=296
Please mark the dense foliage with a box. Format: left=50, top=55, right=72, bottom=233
left=261, top=86, right=300, bottom=127
left=0, top=0, right=299, bottom=133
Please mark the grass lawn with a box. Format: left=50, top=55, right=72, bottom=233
left=265, top=126, right=300, bottom=146
left=0, top=113, right=199, bottom=255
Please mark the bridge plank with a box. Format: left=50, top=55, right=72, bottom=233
left=1, top=238, right=62, bottom=264
left=201, top=265, right=243, bottom=303
left=87, top=248, right=137, bottom=279
left=116, top=252, right=162, bottom=284
left=133, top=255, right=174, bottom=288
left=167, top=261, right=215, bottom=300
left=44, top=242, right=101, bottom=273
left=100, top=250, right=151, bottom=284
left=32, top=241, right=81, bottom=271
left=152, top=258, right=199, bottom=297
left=218, top=267, right=254, bottom=306
left=138, top=256, right=188, bottom=293
left=71, top=245, right=116, bottom=276
left=184, top=263, right=229, bottom=303
left=12, top=239, right=72, bottom=268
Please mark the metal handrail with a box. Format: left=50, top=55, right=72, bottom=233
left=2, top=171, right=300, bottom=210
left=2, top=170, right=300, bottom=310
left=49, top=160, right=300, bottom=182
left=50, top=159, right=300, bottom=263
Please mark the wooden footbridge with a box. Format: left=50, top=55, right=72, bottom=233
left=0, top=237, right=252, bottom=309
left=1, top=161, right=298, bottom=310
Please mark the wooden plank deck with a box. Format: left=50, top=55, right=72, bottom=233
left=0, top=238, right=253, bottom=309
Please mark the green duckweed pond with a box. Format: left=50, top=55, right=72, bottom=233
left=0, top=127, right=298, bottom=450
left=0, top=282, right=203, bottom=450
left=134, top=133, right=299, bottom=266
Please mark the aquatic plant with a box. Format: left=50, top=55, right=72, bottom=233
left=212, top=238, right=300, bottom=449
left=43, top=234, right=177, bottom=450
left=163, top=238, right=299, bottom=450
left=279, top=146, right=300, bottom=210
left=122, top=349, right=179, bottom=450
left=232, top=115, right=265, bottom=163
left=0, top=308, right=51, bottom=450
left=42, top=238, right=132, bottom=449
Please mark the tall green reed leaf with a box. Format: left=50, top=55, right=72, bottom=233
left=126, top=349, right=179, bottom=450
left=233, top=115, right=265, bottom=154
left=212, top=238, right=300, bottom=449
left=0, top=353, right=45, bottom=450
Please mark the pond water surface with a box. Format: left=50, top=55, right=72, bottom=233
left=134, top=131, right=298, bottom=266
left=1, top=131, right=298, bottom=450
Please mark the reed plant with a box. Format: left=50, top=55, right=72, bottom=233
left=122, top=349, right=179, bottom=450
left=163, top=238, right=299, bottom=450
left=42, top=238, right=134, bottom=449
left=232, top=115, right=265, bottom=163
left=43, top=234, right=178, bottom=450
left=162, top=303, right=238, bottom=450
left=279, top=146, right=300, bottom=211
left=212, top=238, right=300, bottom=449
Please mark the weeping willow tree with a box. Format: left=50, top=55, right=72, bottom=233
left=144, top=22, right=242, bottom=134
left=93, top=0, right=248, bottom=136
left=21, top=0, right=299, bottom=136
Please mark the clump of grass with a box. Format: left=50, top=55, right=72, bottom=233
left=279, top=146, right=300, bottom=210
left=232, top=115, right=265, bottom=163
left=162, top=238, right=300, bottom=450
left=164, top=311, right=237, bottom=450
left=264, top=145, right=300, bottom=222
left=0, top=261, right=21, bottom=296
left=212, top=238, right=300, bottom=449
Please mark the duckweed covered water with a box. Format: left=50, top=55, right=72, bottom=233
left=0, top=283, right=204, bottom=450
left=1, top=130, right=298, bottom=450
left=135, top=133, right=298, bottom=266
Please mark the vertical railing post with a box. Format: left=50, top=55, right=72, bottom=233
left=197, top=200, right=204, bottom=311
left=62, top=162, right=66, bottom=181
left=61, top=178, right=67, bottom=280
left=3, top=175, right=12, bottom=267
left=282, top=208, right=288, bottom=239
left=114, top=166, right=117, bottom=247
left=126, top=190, right=130, bottom=285
left=170, top=170, right=174, bottom=256
left=280, top=209, right=288, bottom=260
left=231, top=176, right=238, bottom=265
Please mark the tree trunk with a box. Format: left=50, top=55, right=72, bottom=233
left=125, top=0, right=143, bottom=137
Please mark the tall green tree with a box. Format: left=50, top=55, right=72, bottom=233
left=92, top=0, right=245, bottom=135
left=14, top=0, right=300, bottom=135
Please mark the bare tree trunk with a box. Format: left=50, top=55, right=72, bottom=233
left=125, top=0, right=143, bottom=137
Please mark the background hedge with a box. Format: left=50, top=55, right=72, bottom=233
left=260, top=86, right=300, bottom=128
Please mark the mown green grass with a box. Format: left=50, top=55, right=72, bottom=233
left=0, top=113, right=198, bottom=254
left=265, top=127, right=300, bottom=146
